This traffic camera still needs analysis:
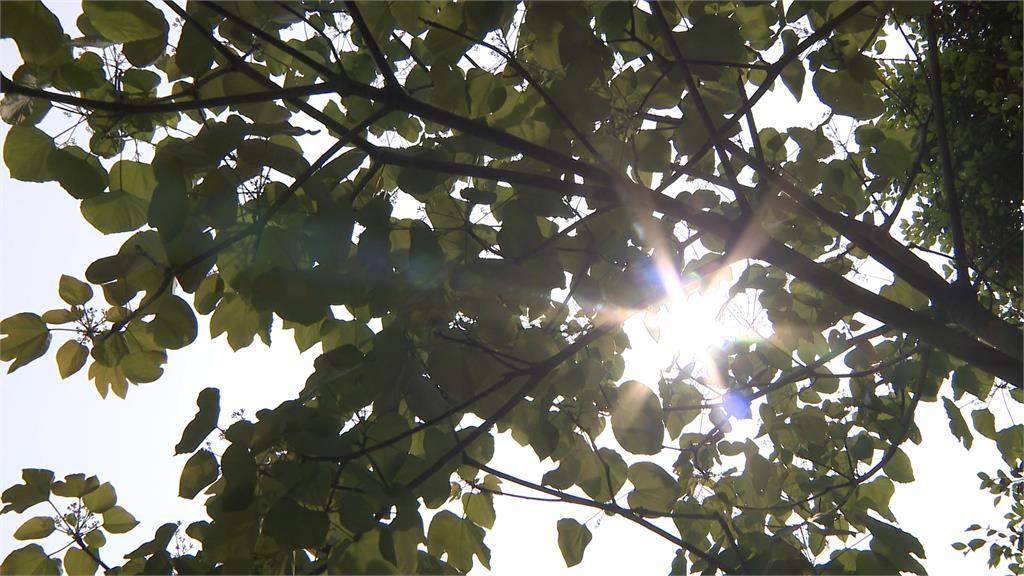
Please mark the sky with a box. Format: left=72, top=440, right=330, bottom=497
left=1, top=2, right=1020, bottom=575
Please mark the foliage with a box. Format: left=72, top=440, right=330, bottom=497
left=877, top=1, right=1023, bottom=320
left=1, top=1, right=1021, bottom=574
left=952, top=466, right=1024, bottom=574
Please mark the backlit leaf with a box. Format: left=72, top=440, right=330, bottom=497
left=102, top=505, right=139, bottom=533
left=174, top=388, right=220, bottom=454
left=179, top=449, right=218, bottom=499
left=63, top=547, right=98, bottom=576
left=0, top=313, right=50, bottom=373
left=56, top=341, right=88, bottom=379
left=1, top=544, right=61, bottom=575
left=13, top=517, right=55, bottom=540
left=611, top=381, right=664, bottom=455
left=555, top=518, right=592, bottom=567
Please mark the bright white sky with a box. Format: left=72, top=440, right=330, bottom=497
left=1, top=3, right=1018, bottom=574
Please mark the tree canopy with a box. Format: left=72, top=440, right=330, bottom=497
left=1, top=1, right=1021, bottom=575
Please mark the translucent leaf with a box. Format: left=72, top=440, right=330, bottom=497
left=611, top=381, right=665, bottom=455
left=3, top=123, right=58, bottom=184
left=462, top=493, right=495, bottom=529
left=627, top=462, right=681, bottom=512
left=1, top=544, right=61, bottom=575
left=13, top=517, right=55, bottom=540
left=178, top=449, right=218, bottom=499
left=101, top=505, right=139, bottom=533
left=0, top=2, right=68, bottom=66
left=812, top=69, right=885, bottom=119
left=81, top=482, right=116, bottom=513
left=63, top=547, right=98, bottom=576
left=82, top=0, right=168, bottom=43
left=49, top=146, right=107, bottom=200
left=1, top=469, right=54, bottom=514
left=556, top=518, right=592, bottom=567
left=56, top=341, right=88, bottom=380
left=882, top=448, right=915, bottom=483
left=426, top=511, right=490, bottom=572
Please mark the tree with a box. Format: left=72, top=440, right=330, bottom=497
left=877, top=1, right=1022, bottom=323
left=0, top=1, right=1020, bottom=574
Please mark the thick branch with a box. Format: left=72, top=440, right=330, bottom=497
left=722, top=139, right=1023, bottom=364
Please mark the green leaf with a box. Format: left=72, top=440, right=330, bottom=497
left=220, top=444, right=257, bottom=511
left=462, top=492, right=495, bottom=529
left=0, top=313, right=50, bottom=374
left=179, top=449, right=218, bottom=499
left=1, top=544, right=62, bottom=575
left=42, top=309, right=77, bottom=324
left=812, top=69, right=885, bottom=119
left=81, top=160, right=156, bottom=234
left=4, top=126, right=56, bottom=183
left=0, top=2, right=68, bottom=66
left=56, top=341, right=89, bottom=380
left=210, top=293, right=272, bottom=351
left=52, top=473, right=100, bottom=498
left=120, top=351, right=165, bottom=384
left=82, top=1, right=168, bottom=43
left=13, top=517, right=55, bottom=540
left=556, top=518, right=592, bottom=567
left=101, top=505, right=139, bottom=533
left=1, top=469, right=54, bottom=514
left=942, top=398, right=973, bottom=449
left=174, top=388, right=220, bottom=454
left=677, top=15, right=747, bottom=68
left=149, top=295, right=198, bottom=350
left=882, top=448, right=914, bottom=483
left=176, top=19, right=215, bottom=78
left=263, top=497, right=329, bottom=550
left=426, top=511, right=490, bottom=572
left=611, top=381, right=665, bottom=455
left=49, top=146, right=107, bottom=200
left=995, top=424, right=1023, bottom=467
left=84, top=529, right=105, bottom=549
left=58, top=272, right=94, bottom=305
left=780, top=30, right=805, bottom=101
left=952, top=366, right=993, bottom=401
left=670, top=549, right=688, bottom=575
left=124, top=523, right=177, bottom=559
left=82, top=482, right=116, bottom=513
left=972, top=408, right=998, bottom=440
left=627, top=462, right=681, bottom=512
left=634, top=130, right=671, bottom=172
left=63, top=547, right=99, bottom=576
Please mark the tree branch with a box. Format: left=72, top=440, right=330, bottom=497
left=678, top=2, right=872, bottom=173
left=345, top=1, right=401, bottom=92
left=0, top=74, right=336, bottom=115
left=463, top=458, right=736, bottom=574
left=403, top=321, right=617, bottom=490
left=421, top=17, right=611, bottom=169
left=925, top=11, right=972, bottom=293
left=650, top=3, right=751, bottom=215
left=722, top=139, right=1023, bottom=364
